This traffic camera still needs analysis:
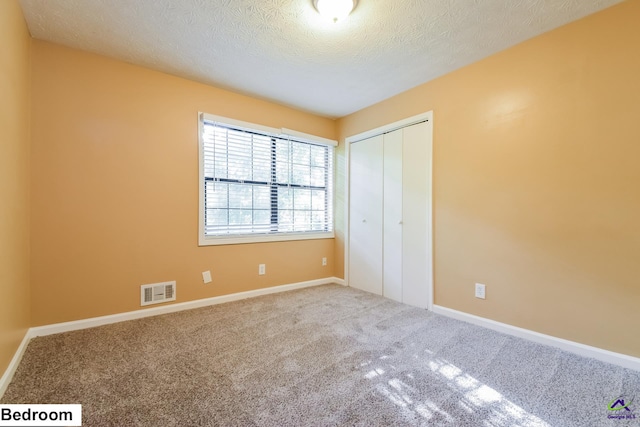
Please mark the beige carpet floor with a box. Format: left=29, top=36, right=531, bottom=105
left=2, top=284, right=639, bottom=426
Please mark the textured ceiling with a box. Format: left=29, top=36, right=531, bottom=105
left=19, top=0, right=623, bottom=118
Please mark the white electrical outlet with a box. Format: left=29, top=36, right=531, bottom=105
left=475, top=283, right=486, bottom=299
left=202, top=270, right=212, bottom=284
left=322, top=257, right=327, bottom=266
left=259, top=264, right=266, bottom=275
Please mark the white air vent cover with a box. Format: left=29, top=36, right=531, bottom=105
left=140, top=281, right=176, bottom=306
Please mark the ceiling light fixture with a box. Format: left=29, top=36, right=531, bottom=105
left=313, top=0, right=357, bottom=23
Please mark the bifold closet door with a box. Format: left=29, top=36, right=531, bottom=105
left=402, top=121, right=429, bottom=308
left=382, top=129, right=403, bottom=302
left=348, top=134, right=383, bottom=295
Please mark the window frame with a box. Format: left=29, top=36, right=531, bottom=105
left=198, top=113, right=336, bottom=246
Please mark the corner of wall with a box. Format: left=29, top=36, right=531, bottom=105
left=0, top=0, right=33, bottom=389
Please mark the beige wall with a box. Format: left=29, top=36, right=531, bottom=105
left=337, top=1, right=640, bottom=357
left=0, top=1, right=31, bottom=375
left=30, top=41, right=336, bottom=326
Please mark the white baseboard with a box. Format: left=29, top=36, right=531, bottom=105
left=0, top=331, right=31, bottom=398
left=7, top=279, right=632, bottom=399
left=0, top=277, right=342, bottom=398
left=432, top=305, right=640, bottom=372
left=30, top=277, right=343, bottom=338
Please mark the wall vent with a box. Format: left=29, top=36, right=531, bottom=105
left=140, top=281, right=176, bottom=306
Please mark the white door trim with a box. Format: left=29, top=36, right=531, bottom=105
left=344, top=111, right=434, bottom=310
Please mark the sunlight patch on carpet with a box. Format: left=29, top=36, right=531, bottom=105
left=361, top=355, right=551, bottom=426
left=428, top=358, right=551, bottom=426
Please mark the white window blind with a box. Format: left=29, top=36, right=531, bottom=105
left=200, top=115, right=334, bottom=244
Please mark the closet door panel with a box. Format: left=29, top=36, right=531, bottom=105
left=349, top=135, right=383, bottom=295
left=383, top=129, right=403, bottom=302
left=402, top=122, right=429, bottom=308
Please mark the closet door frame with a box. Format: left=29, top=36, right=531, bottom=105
left=344, top=111, right=434, bottom=310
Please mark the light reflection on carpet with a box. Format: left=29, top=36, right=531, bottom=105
left=362, top=356, right=551, bottom=426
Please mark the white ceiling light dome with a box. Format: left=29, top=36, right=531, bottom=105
left=313, top=0, right=358, bottom=23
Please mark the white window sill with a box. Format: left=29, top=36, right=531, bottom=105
left=198, top=231, right=335, bottom=246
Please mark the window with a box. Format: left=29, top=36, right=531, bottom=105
left=199, top=113, right=335, bottom=245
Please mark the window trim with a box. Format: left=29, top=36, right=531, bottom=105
left=198, top=113, right=336, bottom=246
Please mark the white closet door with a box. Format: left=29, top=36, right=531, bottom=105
left=383, top=129, right=403, bottom=302
left=402, top=121, right=430, bottom=308
left=349, top=135, right=383, bottom=295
